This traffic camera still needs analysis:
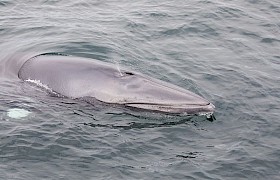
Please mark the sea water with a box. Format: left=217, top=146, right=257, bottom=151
left=0, top=0, right=279, bottom=179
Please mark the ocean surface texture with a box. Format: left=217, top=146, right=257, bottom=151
left=0, top=0, right=279, bottom=179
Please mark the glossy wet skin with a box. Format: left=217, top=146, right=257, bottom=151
left=18, top=55, right=214, bottom=114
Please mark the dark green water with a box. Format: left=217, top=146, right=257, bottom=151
left=0, top=0, right=279, bottom=179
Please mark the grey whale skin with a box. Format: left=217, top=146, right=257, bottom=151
left=18, top=54, right=215, bottom=115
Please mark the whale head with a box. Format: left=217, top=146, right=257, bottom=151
left=18, top=54, right=215, bottom=115
left=92, top=70, right=215, bottom=115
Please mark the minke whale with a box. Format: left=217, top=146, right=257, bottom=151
left=18, top=53, right=215, bottom=115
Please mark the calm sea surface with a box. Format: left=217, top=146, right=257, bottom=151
left=0, top=0, right=279, bottom=179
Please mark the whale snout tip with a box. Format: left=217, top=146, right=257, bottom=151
left=207, top=102, right=215, bottom=112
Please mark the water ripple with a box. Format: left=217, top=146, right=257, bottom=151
left=0, top=0, right=280, bottom=179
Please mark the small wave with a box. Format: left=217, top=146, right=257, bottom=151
left=261, top=37, right=280, bottom=44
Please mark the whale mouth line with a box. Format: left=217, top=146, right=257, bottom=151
left=123, top=102, right=211, bottom=106
left=123, top=102, right=215, bottom=114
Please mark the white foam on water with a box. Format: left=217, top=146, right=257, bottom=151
left=7, top=108, right=31, bottom=119
left=25, top=79, right=59, bottom=96
left=25, top=79, right=53, bottom=91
